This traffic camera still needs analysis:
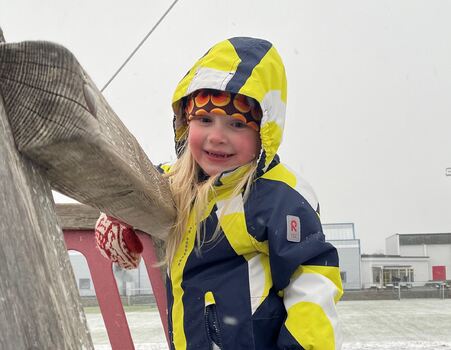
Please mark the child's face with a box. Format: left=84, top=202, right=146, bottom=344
left=188, top=112, right=261, bottom=176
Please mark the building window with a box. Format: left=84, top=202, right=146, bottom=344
left=79, top=278, right=91, bottom=290
left=372, top=267, right=382, bottom=284
left=340, top=271, right=347, bottom=283
left=381, top=267, right=414, bottom=285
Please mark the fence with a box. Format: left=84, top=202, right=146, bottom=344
left=343, top=281, right=451, bottom=301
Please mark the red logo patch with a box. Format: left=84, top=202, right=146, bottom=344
left=286, top=215, right=301, bottom=242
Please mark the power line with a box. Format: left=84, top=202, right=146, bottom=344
left=101, top=0, right=180, bottom=92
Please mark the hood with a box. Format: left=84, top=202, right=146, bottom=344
left=172, top=37, right=287, bottom=174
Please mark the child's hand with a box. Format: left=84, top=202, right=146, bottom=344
left=95, top=213, right=143, bottom=269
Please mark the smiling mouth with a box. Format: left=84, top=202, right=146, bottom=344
left=205, top=150, right=233, bottom=158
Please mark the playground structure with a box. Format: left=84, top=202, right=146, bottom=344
left=58, top=203, right=168, bottom=348
left=0, top=29, right=174, bottom=349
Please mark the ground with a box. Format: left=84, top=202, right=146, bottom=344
left=86, top=298, right=451, bottom=349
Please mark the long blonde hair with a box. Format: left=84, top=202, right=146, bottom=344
left=164, top=143, right=258, bottom=265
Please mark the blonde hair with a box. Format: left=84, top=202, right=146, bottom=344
left=164, top=143, right=258, bottom=265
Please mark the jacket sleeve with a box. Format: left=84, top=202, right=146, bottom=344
left=264, top=181, right=343, bottom=350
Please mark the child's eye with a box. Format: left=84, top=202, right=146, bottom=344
left=191, top=115, right=212, bottom=124
left=231, top=121, right=247, bottom=128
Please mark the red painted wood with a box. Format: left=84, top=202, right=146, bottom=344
left=63, top=230, right=169, bottom=349
left=137, top=231, right=169, bottom=343
left=64, top=230, right=134, bottom=349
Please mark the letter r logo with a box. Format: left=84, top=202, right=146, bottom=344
left=286, top=215, right=301, bottom=242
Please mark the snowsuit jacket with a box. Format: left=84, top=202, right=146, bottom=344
left=163, top=37, right=343, bottom=350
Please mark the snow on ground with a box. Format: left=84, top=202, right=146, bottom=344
left=338, top=299, right=451, bottom=349
left=86, top=299, right=451, bottom=349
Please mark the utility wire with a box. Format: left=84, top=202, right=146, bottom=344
left=101, top=0, right=180, bottom=92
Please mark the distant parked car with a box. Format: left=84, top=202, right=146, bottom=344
left=424, top=281, right=450, bottom=289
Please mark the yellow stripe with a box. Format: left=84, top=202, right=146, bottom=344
left=215, top=193, right=268, bottom=256
left=169, top=199, right=219, bottom=349
left=204, top=291, right=216, bottom=306
left=199, top=40, right=241, bottom=72
left=159, top=163, right=172, bottom=174
left=258, top=254, right=272, bottom=306
left=219, top=212, right=254, bottom=256
left=285, top=301, right=336, bottom=350
left=238, top=46, right=287, bottom=104
left=172, top=40, right=240, bottom=104
left=170, top=211, right=196, bottom=350
left=260, top=163, right=296, bottom=188
left=292, top=265, right=343, bottom=303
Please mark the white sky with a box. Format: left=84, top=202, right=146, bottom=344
left=1, top=0, right=450, bottom=254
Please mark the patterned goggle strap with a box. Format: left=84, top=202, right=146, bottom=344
left=185, top=89, right=262, bottom=131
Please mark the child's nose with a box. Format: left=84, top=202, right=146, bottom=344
left=207, top=125, right=227, bottom=144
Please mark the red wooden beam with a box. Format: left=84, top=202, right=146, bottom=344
left=64, top=229, right=169, bottom=349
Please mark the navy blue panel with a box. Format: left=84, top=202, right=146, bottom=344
left=179, top=212, right=255, bottom=349
left=252, top=290, right=286, bottom=349
left=226, top=37, right=272, bottom=93
left=277, top=323, right=306, bottom=350
left=245, top=170, right=339, bottom=291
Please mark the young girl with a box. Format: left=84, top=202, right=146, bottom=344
left=95, top=37, right=343, bottom=350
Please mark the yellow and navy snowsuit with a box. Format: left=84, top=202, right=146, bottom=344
left=165, top=37, right=343, bottom=350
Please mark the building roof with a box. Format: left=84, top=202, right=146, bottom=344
left=398, top=233, right=451, bottom=246
left=361, top=254, right=429, bottom=259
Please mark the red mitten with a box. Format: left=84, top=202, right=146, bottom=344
left=95, top=213, right=143, bottom=269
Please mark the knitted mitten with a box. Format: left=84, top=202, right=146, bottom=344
left=95, top=213, right=143, bottom=269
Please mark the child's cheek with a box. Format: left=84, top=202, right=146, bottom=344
left=187, top=127, right=203, bottom=160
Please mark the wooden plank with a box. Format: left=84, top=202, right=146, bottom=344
left=0, top=40, right=176, bottom=240
left=0, top=79, right=93, bottom=349
left=56, top=203, right=100, bottom=229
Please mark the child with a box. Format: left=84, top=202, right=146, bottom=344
left=95, top=37, right=343, bottom=350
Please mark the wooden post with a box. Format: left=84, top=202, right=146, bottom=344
left=0, top=72, right=93, bottom=349
left=0, top=39, right=176, bottom=240
left=0, top=30, right=174, bottom=348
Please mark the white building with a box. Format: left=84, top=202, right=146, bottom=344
left=69, top=251, right=154, bottom=297
left=361, top=254, right=429, bottom=289
left=360, top=233, right=451, bottom=289
left=386, top=233, right=451, bottom=281
left=324, top=223, right=361, bottom=290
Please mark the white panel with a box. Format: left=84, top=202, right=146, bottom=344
left=247, top=254, right=266, bottom=314
left=187, top=67, right=235, bottom=94
left=284, top=272, right=341, bottom=348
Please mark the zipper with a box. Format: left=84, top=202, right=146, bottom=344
left=204, top=291, right=223, bottom=349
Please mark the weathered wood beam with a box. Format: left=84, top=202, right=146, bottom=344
left=56, top=203, right=101, bottom=229
left=0, top=40, right=176, bottom=240
left=0, top=72, right=93, bottom=350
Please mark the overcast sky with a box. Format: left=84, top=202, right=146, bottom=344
left=1, top=0, right=450, bottom=253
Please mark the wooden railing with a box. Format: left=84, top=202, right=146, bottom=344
left=0, top=29, right=174, bottom=349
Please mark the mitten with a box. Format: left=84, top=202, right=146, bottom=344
left=95, top=213, right=143, bottom=269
